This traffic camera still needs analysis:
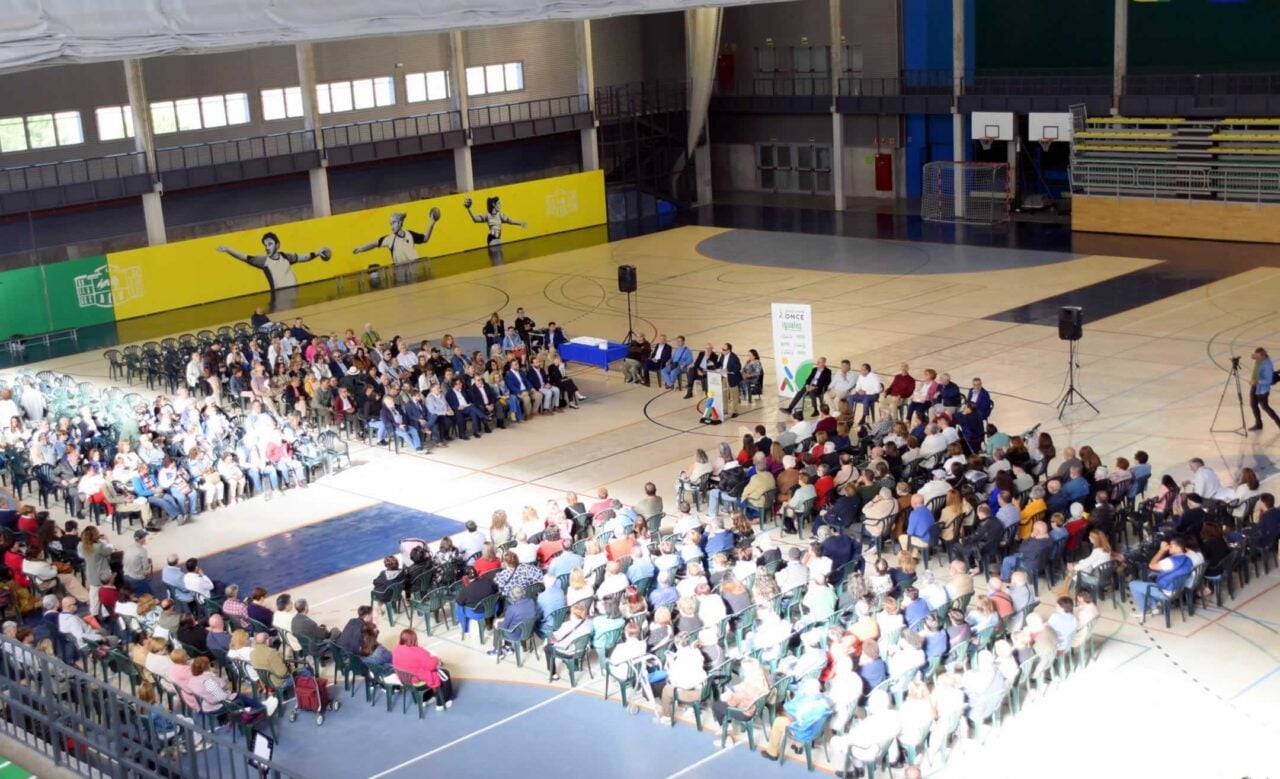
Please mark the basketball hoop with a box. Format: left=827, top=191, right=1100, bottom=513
left=979, top=136, right=995, bottom=151
left=1038, top=137, right=1054, bottom=152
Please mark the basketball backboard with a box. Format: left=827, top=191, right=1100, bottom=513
left=970, top=111, right=1015, bottom=141
left=1030, top=112, right=1074, bottom=146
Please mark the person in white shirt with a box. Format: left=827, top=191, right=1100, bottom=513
left=849, top=363, right=884, bottom=424
left=58, top=596, right=106, bottom=650
left=455, top=521, right=488, bottom=561
left=919, top=425, right=948, bottom=458
left=182, top=559, right=215, bottom=600
left=937, top=417, right=960, bottom=446
left=789, top=413, right=816, bottom=444
left=917, top=471, right=951, bottom=505
left=1186, top=457, right=1232, bottom=500
left=826, top=361, right=857, bottom=408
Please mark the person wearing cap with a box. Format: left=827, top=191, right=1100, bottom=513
left=121, top=530, right=154, bottom=596
left=760, top=676, right=832, bottom=761
left=1169, top=492, right=1207, bottom=537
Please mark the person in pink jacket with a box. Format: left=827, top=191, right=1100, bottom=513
left=391, top=629, right=454, bottom=711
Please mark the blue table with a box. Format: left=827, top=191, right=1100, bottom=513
left=558, top=340, right=628, bottom=372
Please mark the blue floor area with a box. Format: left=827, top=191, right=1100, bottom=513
left=268, top=679, right=807, bottom=779
left=696, top=228, right=1080, bottom=275
left=152, top=503, right=464, bottom=594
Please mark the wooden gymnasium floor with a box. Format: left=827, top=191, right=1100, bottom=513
left=15, top=224, right=1280, bottom=778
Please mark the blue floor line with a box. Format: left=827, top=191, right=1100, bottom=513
left=1231, top=663, right=1280, bottom=701
left=150, top=502, right=463, bottom=595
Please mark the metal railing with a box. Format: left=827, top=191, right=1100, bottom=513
left=969, top=68, right=1112, bottom=96
left=839, top=69, right=955, bottom=97
left=0, top=152, right=148, bottom=195
left=1071, top=162, right=1280, bottom=203
left=322, top=110, right=462, bottom=148
left=719, top=77, right=834, bottom=97
left=467, top=94, right=589, bottom=128
left=155, top=130, right=315, bottom=172
left=0, top=636, right=301, bottom=779
left=1125, top=70, right=1280, bottom=96
left=595, top=82, right=688, bottom=119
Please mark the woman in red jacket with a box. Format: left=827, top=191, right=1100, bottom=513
left=391, top=629, right=454, bottom=711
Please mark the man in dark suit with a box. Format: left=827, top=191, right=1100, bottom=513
left=754, top=424, right=773, bottom=456
left=404, top=390, right=432, bottom=444
left=446, top=377, right=488, bottom=438
left=646, top=335, right=673, bottom=387
left=720, top=342, right=743, bottom=419
left=504, top=359, right=536, bottom=420
left=683, top=343, right=720, bottom=400
left=967, top=377, right=994, bottom=420
left=786, top=357, right=831, bottom=418
left=544, top=322, right=568, bottom=352
left=953, top=504, right=1004, bottom=570
left=468, top=375, right=507, bottom=429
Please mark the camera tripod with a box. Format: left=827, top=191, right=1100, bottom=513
left=1210, top=355, right=1248, bottom=437
left=1056, top=338, right=1099, bottom=419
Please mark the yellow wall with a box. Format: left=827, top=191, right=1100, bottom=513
left=106, top=170, right=605, bottom=319
left=1073, top=195, right=1280, bottom=244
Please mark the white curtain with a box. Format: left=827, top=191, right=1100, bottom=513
left=0, top=0, right=758, bottom=71
left=683, top=6, right=723, bottom=159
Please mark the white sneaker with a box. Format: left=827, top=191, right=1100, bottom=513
left=444, top=699, right=452, bottom=710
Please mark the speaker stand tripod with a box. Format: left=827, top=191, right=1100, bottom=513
left=1056, top=338, right=1099, bottom=419
left=1210, top=355, right=1248, bottom=437
left=620, top=291, right=637, bottom=344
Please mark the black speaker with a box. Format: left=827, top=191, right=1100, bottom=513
left=1058, top=306, right=1083, bottom=341
left=617, top=264, right=637, bottom=293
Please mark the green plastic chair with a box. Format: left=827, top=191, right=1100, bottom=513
left=409, top=585, right=455, bottom=635
left=777, top=711, right=832, bottom=771
left=718, top=690, right=770, bottom=750
left=603, top=656, right=637, bottom=706
left=556, top=634, right=594, bottom=687
left=667, top=675, right=716, bottom=731
left=371, top=579, right=406, bottom=625
left=363, top=663, right=403, bottom=711
left=330, top=645, right=371, bottom=695
left=1070, top=620, right=1097, bottom=672
left=494, top=617, right=539, bottom=668
left=731, top=604, right=758, bottom=646
left=394, top=670, right=431, bottom=718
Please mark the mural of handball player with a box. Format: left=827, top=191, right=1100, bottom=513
left=353, top=209, right=441, bottom=267
left=463, top=195, right=527, bottom=265
left=216, top=232, right=331, bottom=292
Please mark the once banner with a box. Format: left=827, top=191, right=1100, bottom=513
left=771, top=303, right=814, bottom=399
left=703, top=371, right=725, bottom=424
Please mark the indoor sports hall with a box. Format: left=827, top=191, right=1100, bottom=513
left=0, top=2, right=1277, bottom=778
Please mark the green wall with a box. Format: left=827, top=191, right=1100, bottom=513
left=0, top=256, right=116, bottom=340
left=977, top=0, right=1280, bottom=72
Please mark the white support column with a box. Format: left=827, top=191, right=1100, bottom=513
left=952, top=0, right=966, bottom=219
left=295, top=43, right=331, bottom=218
left=576, top=20, right=600, bottom=171
left=449, top=31, right=475, bottom=192
left=1113, top=0, right=1128, bottom=113
left=829, top=0, right=845, bottom=210
left=122, top=59, right=167, bottom=246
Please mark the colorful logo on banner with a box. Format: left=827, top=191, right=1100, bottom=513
left=105, top=170, right=605, bottom=321
left=703, top=371, right=725, bottom=424
left=771, top=302, right=814, bottom=395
